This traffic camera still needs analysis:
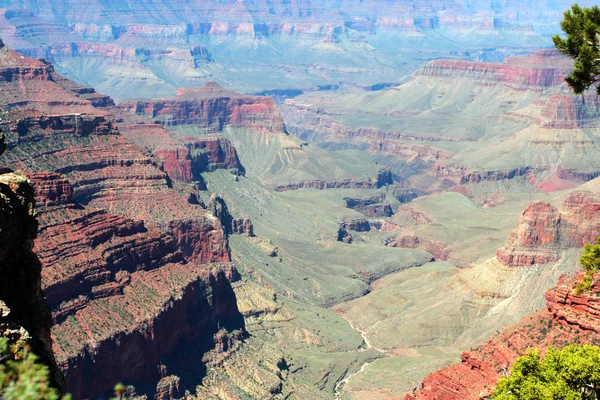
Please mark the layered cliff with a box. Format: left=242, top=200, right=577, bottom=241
left=119, top=123, right=245, bottom=184
left=0, top=41, right=246, bottom=399
left=120, top=82, right=286, bottom=133
left=497, top=190, right=600, bottom=266
left=405, top=273, right=600, bottom=400
left=414, top=50, right=571, bottom=89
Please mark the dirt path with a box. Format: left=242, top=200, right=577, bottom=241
left=334, top=313, right=388, bottom=398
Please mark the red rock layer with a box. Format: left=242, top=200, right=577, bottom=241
left=497, top=191, right=600, bottom=266
left=29, top=172, right=73, bottom=206
left=0, top=43, right=244, bottom=399
left=120, top=82, right=286, bottom=133
left=406, top=273, right=600, bottom=400
left=120, top=123, right=245, bottom=183
left=0, top=42, right=112, bottom=115
left=415, top=50, right=571, bottom=89
left=540, top=95, right=600, bottom=128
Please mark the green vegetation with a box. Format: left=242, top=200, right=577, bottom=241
left=575, top=237, right=600, bottom=296
left=553, top=4, right=600, bottom=94
left=0, top=337, right=68, bottom=400
left=493, top=345, right=600, bottom=400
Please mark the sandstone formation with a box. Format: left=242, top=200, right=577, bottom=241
left=497, top=191, right=600, bottom=266
left=405, top=273, right=600, bottom=400
left=119, top=123, right=245, bottom=184
left=208, top=194, right=254, bottom=237
left=120, top=82, right=286, bottom=134
left=345, top=195, right=394, bottom=217
left=388, top=235, right=451, bottom=261
left=0, top=41, right=247, bottom=399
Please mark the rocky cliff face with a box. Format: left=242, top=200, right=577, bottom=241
left=497, top=191, right=600, bottom=266
left=0, top=41, right=246, bottom=399
left=119, top=123, right=245, bottom=185
left=274, top=169, right=393, bottom=192
left=414, top=50, right=571, bottom=89
left=120, top=82, right=286, bottom=134
left=405, top=273, right=600, bottom=400
left=0, top=168, right=66, bottom=393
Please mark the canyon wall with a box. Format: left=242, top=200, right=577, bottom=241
left=497, top=191, right=600, bottom=266
left=405, top=273, right=600, bottom=400
left=0, top=167, right=66, bottom=393
left=0, top=40, right=247, bottom=399
left=120, top=82, right=287, bottom=133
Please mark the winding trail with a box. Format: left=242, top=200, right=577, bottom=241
left=334, top=312, right=388, bottom=398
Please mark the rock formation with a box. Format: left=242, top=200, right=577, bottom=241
left=274, top=169, right=393, bottom=192
left=120, top=82, right=286, bottom=134
left=388, top=235, right=451, bottom=261
left=208, top=194, right=254, bottom=236
left=0, top=152, right=66, bottom=392
left=0, top=40, right=246, bottom=399
left=119, top=123, right=245, bottom=184
left=498, top=191, right=600, bottom=266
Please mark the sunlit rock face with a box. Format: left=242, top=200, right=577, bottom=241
left=0, top=39, right=245, bottom=399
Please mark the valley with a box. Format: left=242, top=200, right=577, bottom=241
left=0, top=1, right=599, bottom=399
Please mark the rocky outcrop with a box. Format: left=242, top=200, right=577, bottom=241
left=154, top=375, right=181, bottom=400
left=388, top=235, right=451, bottom=261
left=0, top=43, right=246, bottom=399
left=344, top=195, right=393, bottom=217
left=274, top=178, right=380, bottom=192
left=0, top=168, right=66, bottom=392
left=275, top=169, right=393, bottom=192
left=119, top=124, right=244, bottom=184
left=208, top=194, right=254, bottom=237
left=337, top=227, right=353, bottom=244
left=120, top=82, right=286, bottom=134
left=339, top=218, right=370, bottom=233
left=406, top=274, right=600, bottom=400
left=29, top=172, right=73, bottom=206
left=186, top=136, right=245, bottom=176
left=497, top=191, right=600, bottom=266
left=460, top=167, right=533, bottom=185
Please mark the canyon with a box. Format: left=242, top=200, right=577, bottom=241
left=0, top=1, right=599, bottom=399
left=0, top=0, right=595, bottom=100
left=0, top=39, right=248, bottom=399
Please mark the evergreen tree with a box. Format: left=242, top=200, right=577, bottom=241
left=575, top=237, right=600, bottom=295
left=553, top=4, right=600, bottom=94
left=493, top=345, right=600, bottom=399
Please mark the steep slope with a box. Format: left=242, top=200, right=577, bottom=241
left=0, top=39, right=245, bottom=399
left=405, top=272, right=600, bottom=400
left=0, top=163, right=66, bottom=393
